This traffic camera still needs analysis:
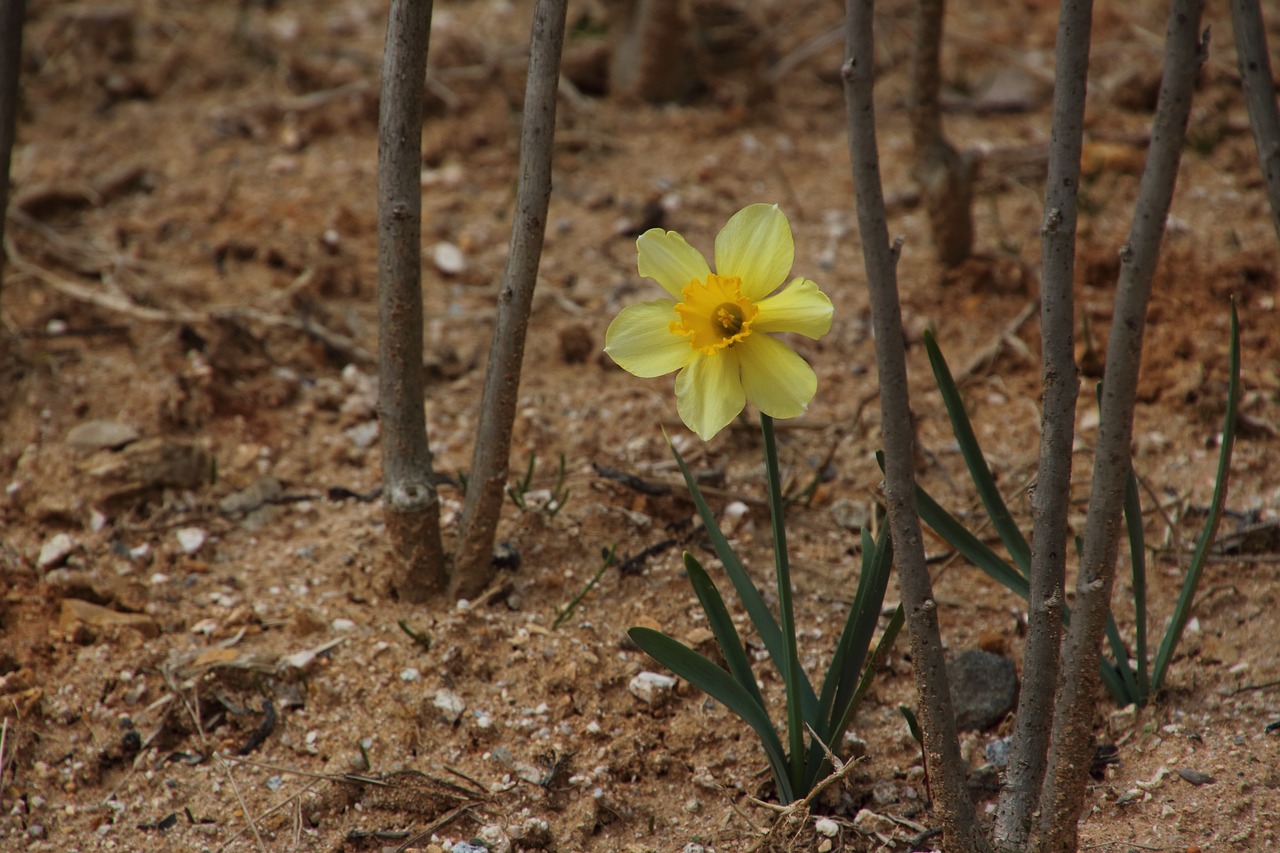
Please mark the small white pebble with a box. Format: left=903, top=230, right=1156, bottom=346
left=176, top=527, right=207, bottom=554
left=400, top=667, right=421, bottom=682
left=815, top=816, right=839, bottom=837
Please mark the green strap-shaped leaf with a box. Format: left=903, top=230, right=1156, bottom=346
left=668, top=435, right=820, bottom=715
left=915, top=482, right=1030, bottom=599
left=1123, top=466, right=1150, bottom=701
left=759, top=414, right=807, bottom=797
left=1069, top=532, right=1134, bottom=706
left=683, top=552, right=767, bottom=712
left=831, top=603, right=904, bottom=751
left=819, top=526, right=894, bottom=733
left=915, top=476, right=1148, bottom=700
left=629, top=627, right=794, bottom=804
left=924, top=330, right=1032, bottom=576
left=916, top=457, right=1134, bottom=702
left=1151, top=302, right=1240, bottom=690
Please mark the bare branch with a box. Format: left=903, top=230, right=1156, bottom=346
left=1035, top=4, right=1206, bottom=850
left=1229, top=0, right=1280, bottom=244
left=453, top=0, right=569, bottom=598
left=992, top=0, right=1091, bottom=847
left=909, top=0, right=973, bottom=267
left=842, top=2, right=982, bottom=851
left=377, top=0, right=448, bottom=602
left=0, top=0, right=25, bottom=302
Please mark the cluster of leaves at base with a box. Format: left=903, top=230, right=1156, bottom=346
left=629, top=428, right=902, bottom=804
left=915, top=303, right=1240, bottom=707
left=506, top=452, right=571, bottom=517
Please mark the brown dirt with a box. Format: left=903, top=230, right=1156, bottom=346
left=3, top=1, right=1280, bottom=851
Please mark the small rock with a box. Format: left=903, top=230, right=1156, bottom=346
left=344, top=420, right=379, bottom=449
left=870, top=779, right=897, bottom=806
left=947, top=648, right=1018, bottom=731
left=512, top=816, right=552, bottom=849
left=330, top=618, right=357, bottom=632
left=852, top=808, right=894, bottom=836
left=985, top=736, right=1013, bottom=767
left=1109, top=704, right=1138, bottom=736
left=814, top=816, right=840, bottom=837
left=1178, top=768, right=1215, bottom=786
left=400, top=667, right=421, bottom=682
left=66, top=420, right=140, bottom=451
left=280, top=649, right=317, bottom=670
left=475, top=823, right=511, bottom=853
left=59, top=598, right=159, bottom=638
left=722, top=500, right=750, bottom=533
left=1135, top=765, right=1171, bottom=792
left=843, top=732, right=868, bottom=758
left=38, top=533, right=78, bottom=569
left=219, top=477, right=284, bottom=515
left=175, top=527, right=207, bottom=554
left=433, top=688, right=466, bottom=724
left=432, top=241, right=467, bottom=275
left=629, top=671, right=677, bottom=706
left=830, top=497, right=870, bottom=532
left=451, top=843, right=488, bottom=853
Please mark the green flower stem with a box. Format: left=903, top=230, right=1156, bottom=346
left=760, top=413, right=805, bottom=797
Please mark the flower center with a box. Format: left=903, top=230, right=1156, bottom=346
left=671, top=273, right=758, bottom=354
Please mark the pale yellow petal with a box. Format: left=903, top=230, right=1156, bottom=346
left=605, top=300, right=690, bottom=377
left=737, top=334, right=817, bottom=420
left=674, top=350, right=745, bottom=441
left=714, top=204, right=793, bottom=301
left=637, top=229, right=712, bottom=299
left=753, top=277, right=833, bottom=339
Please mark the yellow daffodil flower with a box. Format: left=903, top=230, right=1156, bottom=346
left=605, top=203, right=833, bottom=440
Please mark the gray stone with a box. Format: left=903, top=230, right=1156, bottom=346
left=66, top=420, right=140, bottom=451
left=433, top=688, right=466, bottom=723
left=948, top=649, right=1018, bottom=731
left=629, top=671, right=677, bottom=706
left=38, top=533, right=77, bottom=569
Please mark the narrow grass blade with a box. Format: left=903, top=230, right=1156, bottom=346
left=915, top=482, right=1030, bottom=598
left=832, top=603, right=904, bottom=747
left=1151, top=302, right=1240, bottom=690
left=669, top=439, right=785, bottom=670
left=668, top=434, right=820, bottom=720
left=1124, top=467, right=1150, bottom=700
left=924, top=330, right=1032, bottom=575
left=1104, top=614, right=1141, bottom=704
left=683, top=552, right=767, bottom=711
left=808, top=528, right=894, bottom=787
left=629, top=627, right=794, bottom=803
left=899, top=704, right=923, bottom=746
left=1073, top=531, right=1135, bottom=706
left=759, top=414, right=806, bottom=799
left=820, top=526, right=894, bottom=733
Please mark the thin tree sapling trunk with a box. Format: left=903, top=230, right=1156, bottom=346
left=0, top=0, right=25, bottom=302
left=909, top=0, right=973, bottom=267
left=1229, top=0, right=1280, bottom=244
left=377, top=0, right=448, bottom=602
left=992, top=1, right=1092, bottom=848
left=453, top=0, right=569, bottom=599
left=843, top=2, right=983, bottom=850
left=1035, top=5, right=1206, bottom=851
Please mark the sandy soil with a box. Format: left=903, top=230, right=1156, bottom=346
left=2, top=0, right=1279, bottom=851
